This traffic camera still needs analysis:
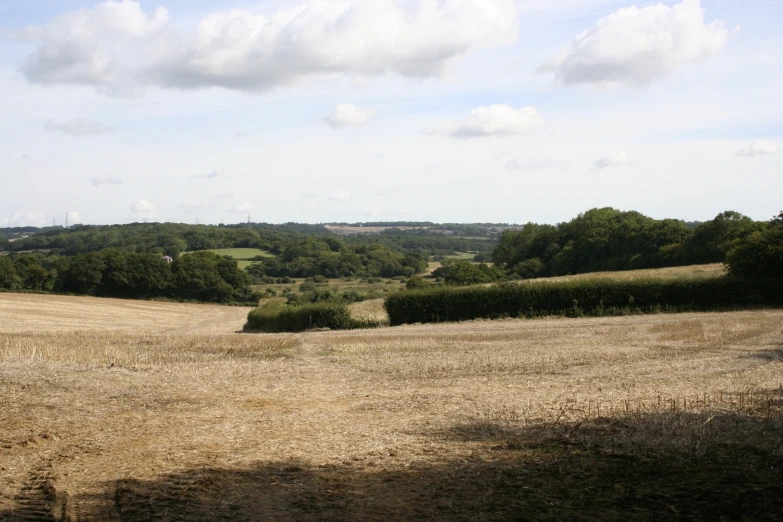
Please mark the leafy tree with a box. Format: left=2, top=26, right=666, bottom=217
left=433, top=260, right=502, bottom=286
left=61, top=253, right=106, bottom=294
left=725, top=211, right=783, bottom=279
left=515, top=258, right=544, bottom=279
left=682, top=211, right=761, bottom=264
left=171, top=251, right=247, bottom=302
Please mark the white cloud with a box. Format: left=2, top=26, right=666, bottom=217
left=131, top=200, right=154, bottom=213
left=372, top=152, right=385, bottom=160
left=591, top=151, right=633, bottom=171
left=328, top=192, right=352, bottom=202
left=90, top=175, right=123, bottom=186
left=214, top=192, right=234, bottom=200
left=22, top=154, right=31, bottom=160
left=234, top=131, right=250, bottom=139
left=18, top=0, right=518, bottom=93
left=229, top=202, right=257, bottom=213
left=539, top=0, right=727, bottom=87
left=68, top=211, right=83, bottom=224
left=19, top=1, right=169, bottom=88
left=180, top=200, right=216, bottom=212
left=431, top=105, right=545, bottom=138
left=323, top=104, right=378, bottom=129
left=505, top=158, right=569, bottom=171
left=736, top=140, right=778, bottom=158
left=45, top=118, right=113, bottom=136
left=425, top=164, right=441, bottom=170
left=0, top=212, right=48, bottom=228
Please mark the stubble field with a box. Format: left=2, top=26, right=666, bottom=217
left=1, top=293, right=782, bottom=520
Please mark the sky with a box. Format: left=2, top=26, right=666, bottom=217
left=0, top=0, right=781, bottom=227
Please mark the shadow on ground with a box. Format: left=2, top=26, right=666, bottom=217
left=2, top=404, right=782, bottom=521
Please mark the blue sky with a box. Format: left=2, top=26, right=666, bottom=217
left=1, top=0, right=781, bottom=227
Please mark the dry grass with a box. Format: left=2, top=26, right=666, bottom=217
left=1, top=292, right=782, bottom=520
left=0, top=293, right=251, bottom=334
left=347, top=298, right=388, bottom=322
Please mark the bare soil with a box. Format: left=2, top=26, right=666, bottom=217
left=1, top=293, right=782, bottom=521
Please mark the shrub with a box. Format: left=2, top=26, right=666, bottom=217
left=384, top=278, right=783, bottom=326
left=406, top=276, right=429, bottom=290
left=299, top=281, right=317, bottom=293
left=244, top=302, right=379, bottom=332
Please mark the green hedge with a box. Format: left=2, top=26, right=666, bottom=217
left=244, top=302, right=381, bottom=333
left=384, top=278, right=783, bottom=326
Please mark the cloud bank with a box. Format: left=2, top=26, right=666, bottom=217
left=17, top=0, right=518, bottom=93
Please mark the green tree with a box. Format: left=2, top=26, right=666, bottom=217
left=725, top=211, right=783, bottom=279
left=433, top=260, right=502, bottom=286
left=62, top=253, right=105, bottom=294
left=683, top=211, right=761, bottom=264
left=171, top=251, right=247, bottom=302
left=0, top=257, right=21, bottom=290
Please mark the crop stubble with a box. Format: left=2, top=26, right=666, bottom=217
left=1, top=293, right=782, bottom=520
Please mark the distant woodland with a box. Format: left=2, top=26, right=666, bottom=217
left=1, top=208, right=780, bottom=302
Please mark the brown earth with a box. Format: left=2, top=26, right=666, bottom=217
left=1, top=293, right=782, bottom=521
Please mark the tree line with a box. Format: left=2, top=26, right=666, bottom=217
left=4, top=222, right=493, bottom=259
left=491, top=208, right=769, bottom=279
left=0, top=249, right=254, bottom=304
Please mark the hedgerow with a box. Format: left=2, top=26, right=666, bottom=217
left=244, top=302, right=382, bottom=333
left=384, top=278, right=783, bottom=326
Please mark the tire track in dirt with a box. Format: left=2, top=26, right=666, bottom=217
left=115, top=470, right=227, bottom=521
left=9, top=469, right=62, bottom=522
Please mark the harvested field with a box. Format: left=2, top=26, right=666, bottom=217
left=1, top=293, right=782, bottom=520
left=0, top=293, right=250, bottom=335
left=525, top=263, right=726, bottom=283
left=325, top=225, right=426, bottom=236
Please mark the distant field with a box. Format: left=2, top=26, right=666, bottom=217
left=183, top=248, right=273, bottom=260
left=446, top=251, right=479, bottom=261
left=524, top=263, right=726, bottom=283
left=325, top=225, right=427, bottom=236
left=1, top=291, right=782, bottom=519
